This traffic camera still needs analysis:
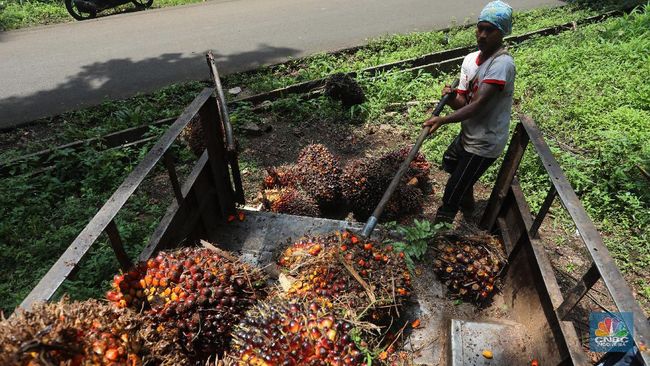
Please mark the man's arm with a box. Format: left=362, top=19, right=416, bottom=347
left=442, top=84, right=468, bottom=110
left=424, top=82, right=501, bottom=131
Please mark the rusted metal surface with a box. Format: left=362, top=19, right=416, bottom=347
left=450, top=319, right=530, bottom=366
left=556, top=263, right=600, bottom=321
left=105, top=219, right=133, bottom=271
left=19, top=88, right=214, bottom=311
left=480, top=121, right=529, bottom=230
left=207, top=52, right=245, bottom=205
left=209, top=210, right=359, bottom=266
left=207, top=51, right=236, bottom=153
left=529, top=185, right=556, bottom=238
left=520, top=116, right=650, bottom=363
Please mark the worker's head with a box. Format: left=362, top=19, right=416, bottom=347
left=476, top=1, right=512, bottom=53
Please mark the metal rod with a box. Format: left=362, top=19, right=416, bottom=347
left=163, top=151, right=184, bottom=204
left=105, top=220, right=133, bottom=271
left=529, top=185, right=557, bottom=238
left=556, top=263, right=600, bottom=320
left=206, top=51, right=236, bottom=153
left=207, top=51, right=245, bottom=205
left=361, top=79, right=459, bottom=237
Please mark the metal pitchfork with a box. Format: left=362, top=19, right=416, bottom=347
left=360, top=79, right=460, bottom=238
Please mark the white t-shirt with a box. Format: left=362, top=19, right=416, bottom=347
left=456, top=50, right=516, bottom=158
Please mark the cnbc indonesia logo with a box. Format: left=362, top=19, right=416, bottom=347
left=590, top=312, right=633, bottom=352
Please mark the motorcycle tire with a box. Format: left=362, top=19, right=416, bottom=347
left=65, top=0, right=97, bottom=20
left=132, top=0, right=153, bottom=9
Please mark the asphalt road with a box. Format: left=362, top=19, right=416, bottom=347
left=0, top=0, right=562, bottom=129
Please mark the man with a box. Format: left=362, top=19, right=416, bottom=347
left=423, top=0, right=516, bottom=224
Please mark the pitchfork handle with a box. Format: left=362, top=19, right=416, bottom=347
left=360, top=79, right=460, bottom=238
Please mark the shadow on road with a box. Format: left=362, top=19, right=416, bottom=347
left=0, top=43, right=300, bottom=130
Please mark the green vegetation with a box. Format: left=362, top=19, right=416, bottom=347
left=1, top=2, right=648, bottom=315
left=0, top=0, right=205, bottom=31
left=224, top=5, right=606, bottom=95
left=386, top=220, right=450, bottom=272
left=513, top=7, right=649, bottom=274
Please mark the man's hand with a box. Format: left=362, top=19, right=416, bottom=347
left=441, top=84, right=455, bottom=97
left=423, top=116, right=446, bottom=135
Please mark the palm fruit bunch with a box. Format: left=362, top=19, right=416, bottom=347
left=106, top=247, right=267, bottom=358
left=277, top=231, right=412, bottom=321
left=231, top=299, right=364, bottom=366
left=262, top=188, right=321, bottom=217
left=381, top=183, right=425, bottom=219
left=324, top=73, right=366, bottom=108
left=339, top=158, right=390, bottom=220
left=0, top=299, right=149, bottom=366
left=106, top=264, right=148, bottom=309
left=340, top=150, right=428, bottom=220
left=293, top=144, right=342, bottom=208
left=262, top=165, right=297, bottom=189
left=379, top=147, right=431, bottom=185
left=432, top=235, right=504, bottom=303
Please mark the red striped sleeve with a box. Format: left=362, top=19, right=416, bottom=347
left=483, top=79, right=506, bottom=90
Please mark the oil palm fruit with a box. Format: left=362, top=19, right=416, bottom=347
left=232, top=299, right=364, bottom=366
left=432, top=236, right=503, bottom=303
left=263, top=165, right=297, bottom=189
left=107, top=247, right=267, bottom=358
left=0, top=299, right=149, bottom=366
left=294, top=144, right=342, bottom=208
left=277, top=231, right=412, bottom=322
left=262, top=188, right=321, bottom=217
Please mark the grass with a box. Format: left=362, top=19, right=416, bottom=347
left=0, top=0, right=206, bottom=31
left=1, top=2, right=648, bottom=314
left=222, top=5, right=607, bottom=95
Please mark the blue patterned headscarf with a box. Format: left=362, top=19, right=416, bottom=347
left=478, top=1, right=513, bottom=35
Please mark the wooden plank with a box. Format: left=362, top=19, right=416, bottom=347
left=19, top=88, right=214, bottom=311
left=529, top=185, right=557, bottom=238
left=207, top=52, right=246, bottom=205
left=520, top=116, right=650, bottom=363
left=556, top=263, right=600, bottom=320
left=105, top=219, right=133, bottom=271
left=480, top=121, right=529, bottom=230
left=162, top=151, right=183, bottom=204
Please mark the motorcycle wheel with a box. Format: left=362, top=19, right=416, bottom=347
left=65, top=0, right=97, bottom=20
left=132, top=0, right=153, bottom=8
